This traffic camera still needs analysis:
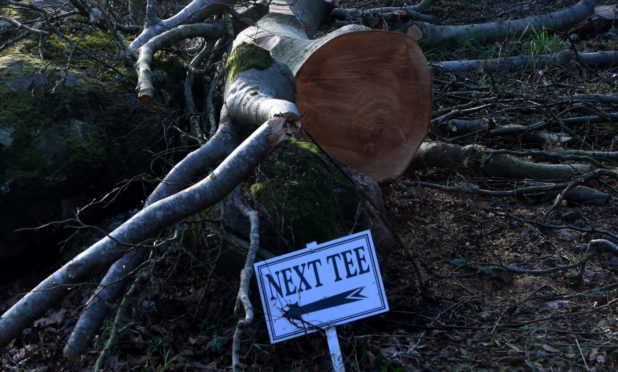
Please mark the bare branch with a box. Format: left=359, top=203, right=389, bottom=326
left=130, top=0, right=238, bottom=50
left=0, top=116, right=300, bottom=347
left=409, top=0, right=596, bottom=48
left=231, top=186, right=260, bottom=372
left=0, top=15, right=49, bottom=36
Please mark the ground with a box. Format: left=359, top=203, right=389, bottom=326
left=1, top=0, right=617, bottom=371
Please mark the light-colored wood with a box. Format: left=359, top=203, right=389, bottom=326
left=295, top=30, right=432, bottom=182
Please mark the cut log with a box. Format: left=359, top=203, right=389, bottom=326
left=237, top=1, right=432, bottom=182
left=296, top=31, right=432, bottom=182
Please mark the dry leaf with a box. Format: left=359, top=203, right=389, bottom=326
left=541, top=344, right=560, bottom=353
left=33, top=309, right=66, bottom=328
left=595, top=5, right=618, bottom=20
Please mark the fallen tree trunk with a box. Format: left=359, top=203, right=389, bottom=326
left=2, top=0, right=430, bottom=353
left=407, top=0, right=596, bottom=48
left=68, top=0, right=410, bottom=360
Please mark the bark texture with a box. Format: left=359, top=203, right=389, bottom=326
left=412, top=142, right=592, bottom=181
left=432, top=50, right=618, bottom=73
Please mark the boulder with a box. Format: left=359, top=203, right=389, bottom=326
left=241, top=139, right=391, bottom=254
left=0, top=54, right=165, bottom=258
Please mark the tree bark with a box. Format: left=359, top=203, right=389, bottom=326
left=432, top=50, right=618, bottom=73
left=412, top=142, right=592, bottom=181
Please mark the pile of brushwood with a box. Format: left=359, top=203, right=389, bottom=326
left=1, top=0, right=617, bottom=370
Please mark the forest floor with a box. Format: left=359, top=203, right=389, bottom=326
left=1, top=0, right=618, bottom=371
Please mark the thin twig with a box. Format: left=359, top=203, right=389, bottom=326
left=231, top=186, right=260, bottom=372
left=543, top=180, right=580, bottom=221
left=93, top=267, right=146, bottom=372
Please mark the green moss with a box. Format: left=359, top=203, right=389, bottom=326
left=0, top=49, right=169, bottom=257
left=250, top=138, right=363, bottom=252
left=62, top=131, right=105, bottom=174
left=78, top=30, right=117, bottom=52
left=249, top=182, right=266, bottom=195
left=0, top=54, right=165, bottom=198
left=290, top=138, right=320, bottom=154
left=226, top=43, right=274, bottom=81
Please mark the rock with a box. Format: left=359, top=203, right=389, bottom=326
left=246, top=139, right=392, bottom=254
left=0, top=54, right=166, bottom=259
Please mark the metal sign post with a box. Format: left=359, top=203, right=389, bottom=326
left=326, top=326, right=345, bottom=372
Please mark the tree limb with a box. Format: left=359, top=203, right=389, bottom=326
left=231, top=186, right=260, bottom=372
left=129, top=0, right=238, bottom=50
left=0, top=115, right=300, bottom=347
left=432, top=50, right=618, bottom=73
left=412, top=142, right=593, bottom=181
left=409, top=0, right=596, bottom=48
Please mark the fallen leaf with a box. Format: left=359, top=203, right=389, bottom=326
left=541, top=344, right=560, bottom=353
left=595, top=5, right=618, bottom=20
left=505, top=356, right=525, bottom=365
left=556, top=229, right=573, bottom=241
left=33, top=309, right=66, bottom=328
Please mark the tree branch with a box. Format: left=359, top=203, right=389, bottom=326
left=129, top=0, right=238, bottom=50
left=231, top=186, right=260, bottom=372
left=409, top=0, right=596, bottom=48
left=0, top=115, right=300, bottom=347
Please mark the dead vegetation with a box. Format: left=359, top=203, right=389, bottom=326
left=1, top=0, right=617, bottom=370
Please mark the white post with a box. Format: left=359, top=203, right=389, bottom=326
left=305, top=242, right=345, bottom=372
left=326, top=326, right=345, bottom=372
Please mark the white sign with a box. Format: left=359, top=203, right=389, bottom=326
left=254, top=230, right=389, bottom=343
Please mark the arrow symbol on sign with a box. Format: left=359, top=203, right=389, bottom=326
left=283, top=287, right=367, bottom=321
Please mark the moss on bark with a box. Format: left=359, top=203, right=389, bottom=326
left=226, top=43, right=274, bottom=82
left=249, top=138, right=365, bottom=252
